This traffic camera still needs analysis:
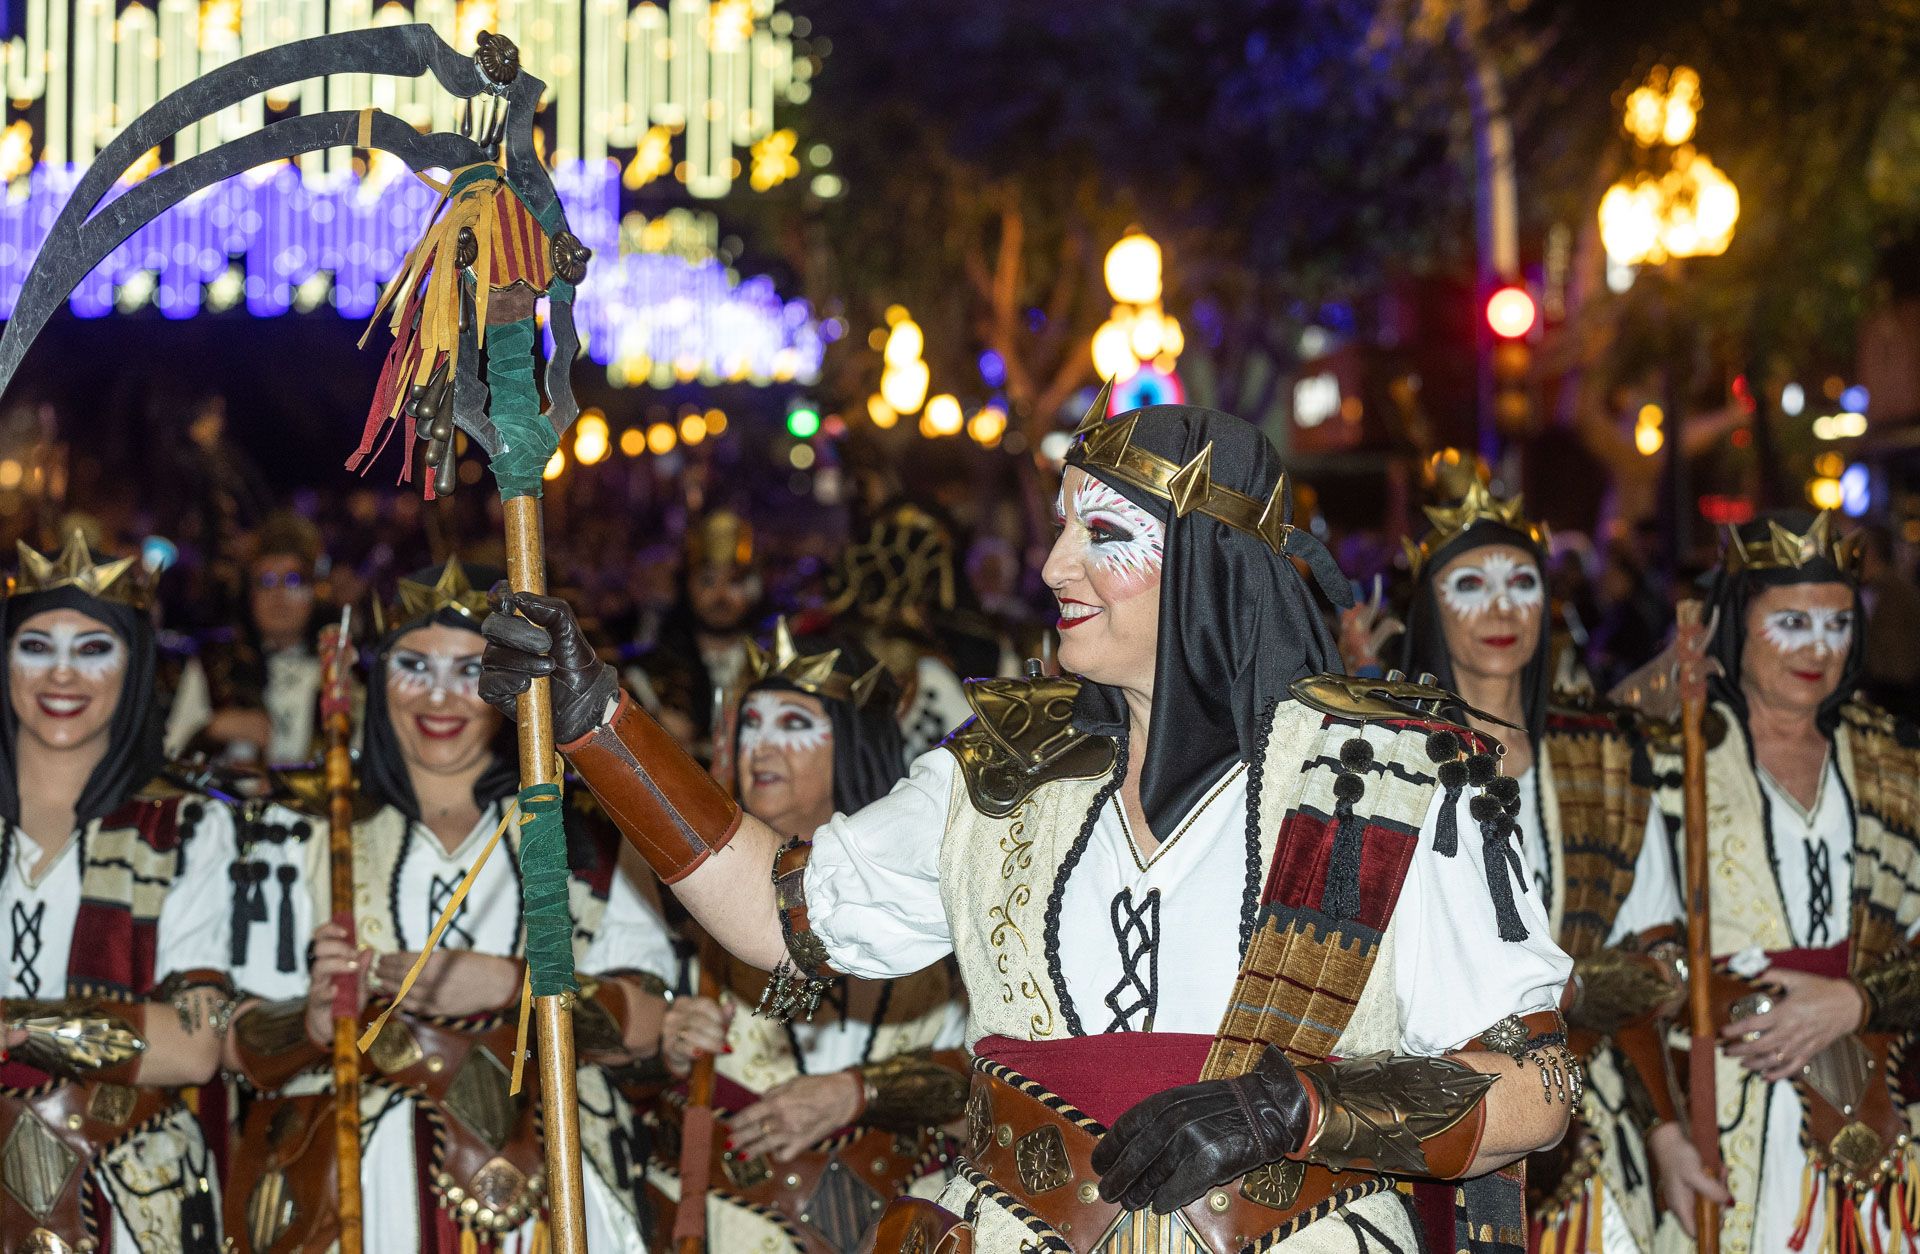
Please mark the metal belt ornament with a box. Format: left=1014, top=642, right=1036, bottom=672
left=0, top=25, right=598, bottom=1253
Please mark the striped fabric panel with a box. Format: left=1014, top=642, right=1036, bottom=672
left=485, top=187, right=554, bottom=292
left=1204, top=911, right=1380, bottom=1076
left=1547, top=721, right=1652, bottom=960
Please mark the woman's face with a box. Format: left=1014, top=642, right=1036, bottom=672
left=385, top=622, right=501, bottom=778
left=1741, top=581, right=1855, bottom=715
left=1433, top=543, right=1545, bottom=685
left=8, top=608, right=127, bottom=752
left=738, top=689, right=835, bottom=836
left=1042, top=467, right=1163, bottom=691
left=249, top=553, right=315, bottom=646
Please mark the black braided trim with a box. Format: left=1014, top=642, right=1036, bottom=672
left=1240, top=699, right=1278, bottom=957
left=970, top=1057, right=1105, bottom=1133
left=955, top=1163, right=1075, bottom=1253
left=1042, top=731, right=1127, bottom=1039
left=1239, top=1178, right=1399, bottom=1253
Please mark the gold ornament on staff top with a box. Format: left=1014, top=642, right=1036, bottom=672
left=743, top=618, right=886, bottom=708
left=1720, top=510, right=1864, bottom=577
left=10, top=531, right=150, bottom=608
left=1069, top=378, right=1297, bottom=554
left=1400, top=481, right=1551, bottom=577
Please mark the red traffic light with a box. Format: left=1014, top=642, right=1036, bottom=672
left=1486, top=286, right=1538, bottom=340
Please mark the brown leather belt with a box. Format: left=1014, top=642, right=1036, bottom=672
left=653, top=1087, right=951, bottom=1254
left=0, top=1079, right=173, bottom=1251
left=963, top=1063, right=1389, bottom=1254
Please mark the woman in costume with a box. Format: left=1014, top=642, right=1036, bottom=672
left=651, top=624, right=967, bottom=1253
left=219, top=559, right=672, bottom=1253
left=1640, top=514, right=1920, bottom=1254
left=0, top=532, right=238, bottom=1252
left=483, top=401, right=1581, bottom=1253
left=1396, top=485, right=1712, bottom=1252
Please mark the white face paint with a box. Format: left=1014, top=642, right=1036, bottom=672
left=10, top=624, right=126, bottom=680
left=738, top=692, right=832, bottom=755
left=388, top=648, right=483, bottom=702
left=1437, top=552, right=1545, bottom=620
left=1058, top=477, right=1165, bottom=588
left=1760, top=607, right=1854, bottom=657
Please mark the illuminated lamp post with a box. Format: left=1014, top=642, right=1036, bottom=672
left=1092, top=230, right=1184, bottom=410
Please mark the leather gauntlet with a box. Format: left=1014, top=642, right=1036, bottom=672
left=1567, top=945, right=1684, bottom=1037
left=1293, top=1053, right=1497, bottom=1178
left=562, top=691, right=742, bottom=884
left=1856, top=949, right=1920, bottom=1032
left=856, top=1049, right=970, bottom=1132
left=569, top=975, right=633, bottom=1055
left=230, top=999, right=326, bottom=1091
left=6, top=998, right=148, bottom=1083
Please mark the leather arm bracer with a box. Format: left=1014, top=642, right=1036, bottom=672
left=1290, top=1053, right=1497, bottom=1179
left=561, top=691, right=743, bottom=885
left=229, top=999, right=326, bottom=1091
left=5, top=998, right=148, bottom=1084
left=855, top=1048, right=971, bottom=1132
left=1856, top=948, right=1920, bottom=1032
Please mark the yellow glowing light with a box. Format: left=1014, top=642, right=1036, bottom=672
left=1634, top=423, right=1663, bottom=456
left=883, top=318, right=924, bottom=367
left=1161, top=317, right=1184, bottom=359
left=749, top=128, right=800, bottom=193
left=924, top=393, right=964, bottom=437
left=706, top=408, right=729, bottom=436
left=1602, top=68, right=1738, bottom=268
left=0, top=122, right=34, bottom=183
left=789, top=443, right=816, bottom=469
left=1092, top=319, right=1141, bottom=382
left=543, top=449, right=566, bottom=481
left=199, top=0, right=241, bottom=41
left=0, top=460, right=21, bottom=489
left=646, top=422, right=678, bottom=455
left=867, top=394, right=899, bottom=429
left=679, top=413, right=708, bottom=446
left=885, top=305, right=910, bottom=326
left=573, top=410, right=611, bottom=465
left=705, top=0, right=754, bottom=51
left=1104, top=232, right=1163, bottom=305
left=1129, top=306, right=1166, bottom=360
left=967, top=405, right=1008, bottom=447
left=453, top=0, right=498, bottom=60
left=624, top=127, right=675, bottom=190
left=1808, top=477, right=1843, bottom=511
left=619, top=428, right=645, bottom=457
left=881, top=360, right=931, bottom=416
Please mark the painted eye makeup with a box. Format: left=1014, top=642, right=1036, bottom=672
left=388, top=650, right=484, bottom=697
left=738, top=693, right=832, bottom=753
left=1759, top=607, right=1853, bottom=657
left=1067, top=479, right=1164, bottom=584
left=1436, top=554, right=1544, bottom=619
left=10, top=628, right=126, bottom=679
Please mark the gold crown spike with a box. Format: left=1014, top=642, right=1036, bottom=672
left=743, top=617, right=888, bottom=708
left=12, top=531, right=148, bottom=608
left=1403, top=481, right=1551, bottom=576
left=1722, top=511, right=1864, bottom=578
left=388, top=555, right=491, bottom=625
left=1073, top=377, right=1116, bottom=437
left=1067, top=412, right=1297, bottom=554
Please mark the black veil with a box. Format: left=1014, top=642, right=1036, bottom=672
left=737, top=634, right=903, bottom=815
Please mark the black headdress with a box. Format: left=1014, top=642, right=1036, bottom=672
left=1704, top=511, right=1865, bottom=735
left=0, top=543, right=164, bottom=827
left=361, top=560, right=516, bottom=820
left=1063, top=403, right=1351, bottom=836
left=1399, top=488, right=1553, bottom=745
left=737, top=627, right=903, bottom=814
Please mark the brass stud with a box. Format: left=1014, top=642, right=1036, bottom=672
left=784, top=1174, right=801, bottom=1189
left=1078, top=1182, right=1098, bottom=1203
left=478, top=1208, right=496, bottom=1227
left=65, top=1114, right=83, bottom=1130
left=1208, top=1190, right=1231, bottom=1213
left=995, top=1124, right=1013, bottom=1147
left=871, top=1158, right=888, bottom=1173
left=426, top=1056, right=445, bottom=1073
left=460, top=1197, right=480, bottom=1217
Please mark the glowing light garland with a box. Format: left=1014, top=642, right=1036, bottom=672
left=0, top=157, right=824, bottom=385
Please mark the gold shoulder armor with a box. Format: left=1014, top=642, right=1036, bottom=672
left=263, top=763, right=382, bottom=822
left=1290, top=673, right=1462, bottom=723
left=943, top=677, right=1115, bottom=818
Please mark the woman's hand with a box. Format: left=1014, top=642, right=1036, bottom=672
left=730, top=1072, right=865, bottom=1162
left=660, top=996, right=730, bottom=1077
left=1646, top=1121, right=1731, bottom=1237
left=371, top=950, right=522, bottom=1018
left=306, top=921, right=369, bottom=1048
left=1720, top=969, right=1866, bottom=1082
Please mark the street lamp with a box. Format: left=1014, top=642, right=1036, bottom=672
left=1093, top=229, right=1182, bottom=382
left=1598, top=67, right=1740, bottom=269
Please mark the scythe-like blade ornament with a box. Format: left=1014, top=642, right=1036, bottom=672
left=0, top=23, right=589, bottom=501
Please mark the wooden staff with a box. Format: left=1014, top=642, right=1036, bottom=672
left=1677, top=599, right=1723, bottom=1253
left=502, top=496, right=590, bottom=1252
left=319, top=608, right=363, bottom=1254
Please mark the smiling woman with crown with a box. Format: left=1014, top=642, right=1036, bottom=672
left=640, top=620, right=969, bottom=1253
left=480, top=399, right=1581, bottom=1253
left=0, top=530, right=241, bottom=1252
left=1396, top=481, right=1694, bottom=1254
left=1621, top=512, right=1920, bottom=1254
left=214, top=557, right=674, bottom=1253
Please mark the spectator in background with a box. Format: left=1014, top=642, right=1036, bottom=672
left=1859, top=524, right=1920, bottom=721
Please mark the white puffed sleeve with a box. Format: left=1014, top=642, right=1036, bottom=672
left=1394, top=787, right=1573, bottom=1055
left=582, top=848, right=679, bottom=982
left=802, top=749, right=958, bottom=981
left=154, top=799, right=241, bottom=983
left=1605, top=806, right=1684, bottom=944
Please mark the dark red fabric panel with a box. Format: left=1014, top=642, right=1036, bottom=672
left=972, top=1032, right=1214, bottom=1128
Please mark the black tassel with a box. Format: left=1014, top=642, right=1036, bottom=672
left=276, top=864, right=300, bottom=973
left=1616, top=1123, right=1643, bottom=1191
left=1320, top=771, right=1367, bottom=920
left=1434, top=760, right=1468, bottom=857
left=1473, top=792, right=1530, bottom=942
left=181, top=1162, right=219, bottom=1253
left=230, top=862, right=268, bottom=965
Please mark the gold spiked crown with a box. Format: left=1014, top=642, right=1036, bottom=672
left=383, top=555, right=491, bottom=630
left=1721, top=511, right=1863, bottom=578
left=1066, top=379, right=1297, bottom=553
left=1402, top=481, right=1551, bottom=576
left=11, top=531, right=149, bottom=609
left=743, top=618, right=887, bottom=708
left=687, top=511, right=755, bottom=573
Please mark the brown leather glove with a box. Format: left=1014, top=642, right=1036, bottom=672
left=479, top=586, right=621, bottom=745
